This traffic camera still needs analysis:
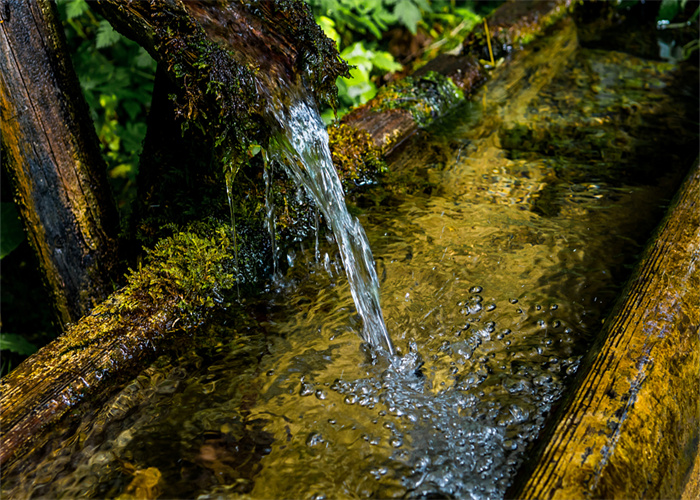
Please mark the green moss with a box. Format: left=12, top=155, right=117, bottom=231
left=328, top=123, right=386, bottom=189
left=373, top=71, right=465, bottom=128
left=60, top=221, right=239, bottom=353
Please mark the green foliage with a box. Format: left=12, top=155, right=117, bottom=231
left=337, top=41, right=402, bottom=104
left=0, top=333, right=37, bottom=356
left=1, top=202, right=25, bottom=259
left=56, top=0, right=156, bottom=217
left=307, top=0, right=487, bottom=120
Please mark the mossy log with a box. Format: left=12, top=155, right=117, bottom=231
left=0, top=0, right=119, bottom=326
left=91, top=0, right=348, bottom=158
left=0, top=225, right=238, bottom=469
left=338, top=0, right=576, bottom=157
left=510, top=159, right=700, bottom=499
left=0, top=0, right=346, bottom=471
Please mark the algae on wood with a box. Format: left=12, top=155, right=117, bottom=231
left=512, top=160, right=700, bottom=499
left=0, top=224, right=238, bottom=468
left=0, top=0, right=119, bottom=326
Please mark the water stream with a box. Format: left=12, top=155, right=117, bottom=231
left=265, top=89, right=395, bottom=355
left=2, top=15, right=697, bottom=500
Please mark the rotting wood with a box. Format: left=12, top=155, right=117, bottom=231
left=510, top=159, right=700, bottom=499
left=0, top=0, right=119, bottom=326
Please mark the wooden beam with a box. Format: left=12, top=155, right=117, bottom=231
left=511, top=159, right=700, bottom=499
left=0, top=0, right=119, bottom=325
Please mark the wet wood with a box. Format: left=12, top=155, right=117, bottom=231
left=341, top=0, right=575, bottom=155
left=91, top=0, right=348, bottom=143
left=0, top=293, right=178, bottom=468
left=0, top=227, right=237, bottom=469
left=0, top=0, right=344, bottom=471
left=0, top=0, right=119, bottom=326
left=511, top=159, right=700, bottom=499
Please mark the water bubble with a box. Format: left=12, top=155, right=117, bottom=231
left=344, top=394, right=357, bottom=405
left=509, top=298, right=519, bottom=304
left=390, top=437, right=404, bottom=448
left=469, top=286, right=483, bottom=293
left=300, top=383, right=315, bottom=396
left=503, top=439, right=518, bottom=451
left=315, top=389, right=327, bottom=400
left=306, top=432, right=325, bottom=447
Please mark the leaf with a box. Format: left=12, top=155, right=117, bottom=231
left=316, top=16, right=341, bottom=47
left=135, top=47, right=156, bottom=69
left=0, top=333, right=37, bottom=355
left=657, top=0, right=680, bottom=22
left=370, top=50, right=402, bottom=72
left=65, top=0, right=89, bottom=20
left=1, top=202, right=25, bottom=259
left=96, top=20, right=121, bottom=49
left=393, top=0, right=422, bottom=34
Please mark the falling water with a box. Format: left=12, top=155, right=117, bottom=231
left=265, top=88, right=395, bottom=355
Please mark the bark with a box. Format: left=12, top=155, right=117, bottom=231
left=0, top=0, right=119, bottom=326
left=510, top=159, right=700, bottom=499
left=91, top=0, right=348, bottom=154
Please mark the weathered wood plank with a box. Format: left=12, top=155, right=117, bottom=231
left=0, top=0, right=119, bottom=325
left=512, top=159, right=700, bottom=499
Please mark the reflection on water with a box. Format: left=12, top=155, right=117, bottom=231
left=3, top=15, right=697, bottom=500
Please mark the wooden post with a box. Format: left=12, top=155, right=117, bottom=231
left=0, top=0, right=119, bottom=326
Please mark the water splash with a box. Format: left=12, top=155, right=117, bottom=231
left=262, top=157, right=280, bottom=278
left=265, top=88, right=394, bottom=355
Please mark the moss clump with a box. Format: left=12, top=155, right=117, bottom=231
left=62, top=221, right=240, bottom=355
left=125, top=223, right=238, bottom=315
left=328, top=123, right=386, bottom=189
left=373, top=71, right=464, bottom=128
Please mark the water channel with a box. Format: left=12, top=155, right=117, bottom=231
left=2, top=13, right=697, bottom=500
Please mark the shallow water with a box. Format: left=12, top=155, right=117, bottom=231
left=3, top=16, right=697, bottom=500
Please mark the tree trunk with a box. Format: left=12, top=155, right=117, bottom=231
left=0, top=0, right=119, bottom=326
left=510, top=159, right=700, bottom=499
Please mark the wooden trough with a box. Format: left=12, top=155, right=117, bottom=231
left=1, top=1, right=698, bottom=497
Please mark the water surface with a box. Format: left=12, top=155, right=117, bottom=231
left=3, top=17, right=697, bottom=500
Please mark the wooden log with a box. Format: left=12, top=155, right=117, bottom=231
left=0, top=0, right=119, bottom=326
left=91, top=0, right=349, bottom=154
left=0, top=0, right=347, bottom=471
left=340, top=0, right=576, bottom=156
left=0, top=226, right=238, bottom=469
left=510, top=159, right=700, bottom=499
